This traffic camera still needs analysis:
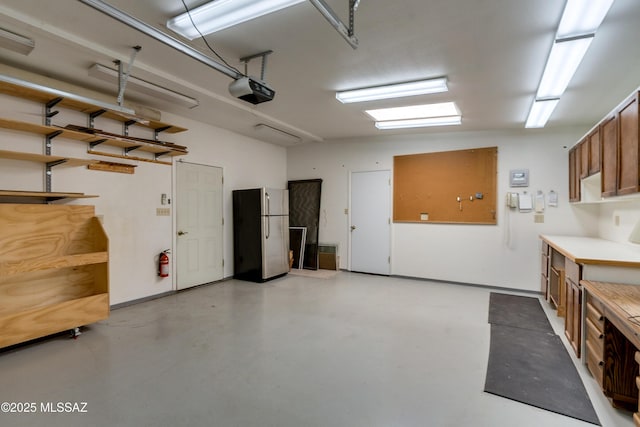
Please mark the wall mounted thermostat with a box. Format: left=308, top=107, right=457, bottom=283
left=509, top=169, right=529, bottom=187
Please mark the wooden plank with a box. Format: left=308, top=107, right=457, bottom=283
left=0, top=190, right=98, bottom=199
left=88, top=161, right=136, bottom=174
left=0, top=252, right=108, bottom=276
left=0, top=149, right=98, bottom=167
left=89, top=150, right=173, bottom=166
left=0, top=204, right=96, bottom=262
left=0, top=293, right=109, bottom=348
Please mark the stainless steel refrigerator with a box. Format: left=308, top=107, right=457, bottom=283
left=232, top=188, right=289, bottom=282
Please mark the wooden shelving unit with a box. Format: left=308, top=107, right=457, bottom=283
left=0, top=118, right=187, bottom=164
left=0, top=74, right=190, bottom=201
left=0, top=77, right=187, bottom=134
left=0, top=204, right=109, bottom=348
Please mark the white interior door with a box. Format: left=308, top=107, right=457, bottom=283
left=176, top=161, right=223, bottom=289
left=350, top=170, right=391, bottom=275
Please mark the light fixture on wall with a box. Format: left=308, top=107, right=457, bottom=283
left=525, top=0, right=615, bottom=128
left=167, top=0, right=306, bottom=40
left=0, top=27, right=35, bottom=55
left=365, top=102, right=461, bottom=129
left=254, top=123, right=302, bottom=145
left=88, top=63, right=199, bottom=108
left=336, top=78, right=449, bottom=104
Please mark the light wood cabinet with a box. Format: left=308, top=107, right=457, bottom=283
left=564, top=258, right=582, bottom=357
left=0, top=204, right=109, bottom=348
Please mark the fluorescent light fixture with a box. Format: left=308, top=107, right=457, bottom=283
left=365, top=102, right=459, bottom=121
left=556, top=0, right=614, bottom=38
left=167, top=0, right=305, bottom=40
left=0, top=27, right=35, bottom=55
left=536, top=36, right=593, bottom=99
left=88, top=63, right=199, bottom=108
left=375, top=116, right=462, bottom=130
left=525, top=99, right=560, bottom=128
left=254, top=123, right=302, bottom=145
left=336, top=78, right=448, bottom=103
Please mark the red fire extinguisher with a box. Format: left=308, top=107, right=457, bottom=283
left=158, top=249, right=170, bottom=278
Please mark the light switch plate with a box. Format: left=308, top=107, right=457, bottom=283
left=156, top=208, right=170, bottom=216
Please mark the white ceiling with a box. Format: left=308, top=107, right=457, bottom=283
left=0, top=0, right=639, bottom=145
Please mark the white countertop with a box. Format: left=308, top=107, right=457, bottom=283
left=541, top=235, right=640, bottom=267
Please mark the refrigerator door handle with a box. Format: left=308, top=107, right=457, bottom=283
left=265, top=192, right=270, bottom=239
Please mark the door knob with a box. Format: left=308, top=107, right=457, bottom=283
left=350, top=225, right=356, bottom=231
left=177, top=230, right=188, bottom=236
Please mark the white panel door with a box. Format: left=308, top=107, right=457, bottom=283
left=350, top=170, right=391, bottom=275
left=176, top=161, right=224, bottom=289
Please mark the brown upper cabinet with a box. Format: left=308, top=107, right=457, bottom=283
left=571, top=90, right=640, bottom=201
left=569, top=146, right=581, bottom=202
left=616, top=92, right=640, bottom=196
left=580, top=138, right=589, bottom=179
left=601, top=115, right=618, bottom=197
left=588, top=127, right=600, bottom=175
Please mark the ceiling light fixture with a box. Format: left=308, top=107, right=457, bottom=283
left=0, top=27, right=35, bottom=55
left=365, top=102, right=459, bottom=121
left=525, top=0, right=615, bottom=128
left=336, top=78, right=448, bottom=104
left=536, top=36, right=593, bottom=99
left=365, top=102, right=461, bottom=130
left=525, top=99, right=560, bottom=129
left=167, top=0, right=306, bottom=40
left=375, top=116, right=462, bottom=130
left=556, top=0, right=615, bottom=39
left=88, top=63, right=199, bottom=109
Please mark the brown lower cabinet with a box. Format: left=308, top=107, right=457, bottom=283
left=583, top=281, right=640, bottom=412
left=564, top=259, right=582, bottom=357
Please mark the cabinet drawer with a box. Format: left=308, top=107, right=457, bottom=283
left=586, top=339, right=604, bottom=388
left=586, top=302, right=605, bottom=330
left=565, top=259, right=580, bottom=283
left=586, top=317, right=604, bottom=353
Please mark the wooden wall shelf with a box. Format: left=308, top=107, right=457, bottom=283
left=0, top=78, right=187, bottom=134
left=0, top=149, right=98, bottom=167
left=0, top=118, right=187, bottom=159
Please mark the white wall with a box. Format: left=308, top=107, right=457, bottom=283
left=0, top=85, right=286, bottom=306
left=287, top=129, right=600, bottom=291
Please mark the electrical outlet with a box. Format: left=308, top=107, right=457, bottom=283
left=344, top=208, right=348, bottom=214
left=614, top=215, right=620, bottom=226
left=156, top=208, right=170, bottom=216
left=534, top=214, right=544, bottom=223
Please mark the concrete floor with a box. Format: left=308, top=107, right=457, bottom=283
left=0, top=272, right=634, bottom=427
